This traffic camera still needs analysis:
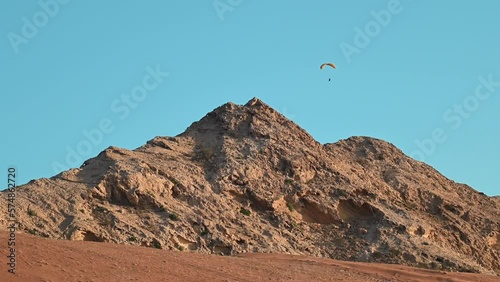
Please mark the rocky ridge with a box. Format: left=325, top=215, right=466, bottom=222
left=1, top=98, right=499, bottom=275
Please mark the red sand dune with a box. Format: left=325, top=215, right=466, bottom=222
left=1, top=232, right=499, bottom=282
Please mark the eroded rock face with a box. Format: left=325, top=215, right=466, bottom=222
left=1, top=98, right=499, bottom=275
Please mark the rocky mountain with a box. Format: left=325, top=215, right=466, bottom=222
left=1, top=98, right=499, bottom=275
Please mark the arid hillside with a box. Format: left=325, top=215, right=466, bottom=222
left=2, top=232, right=499, bottom=282
left=1, top=98, right=499, bottom=275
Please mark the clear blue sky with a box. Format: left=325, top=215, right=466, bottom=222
left=1, top=1, right=499, bottom=196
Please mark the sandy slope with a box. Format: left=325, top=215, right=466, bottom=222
left=1, top=232, right=499, bottom=282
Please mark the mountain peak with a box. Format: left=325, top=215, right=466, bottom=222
left=244, top=97, right=266, bottom=108
left=180, top=97, right=318, bottom=147
left=1, top=97, right=499, bottom=276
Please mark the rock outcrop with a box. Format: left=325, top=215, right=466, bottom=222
left=1, top=97, right=499, bottom=275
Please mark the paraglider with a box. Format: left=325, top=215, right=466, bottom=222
left=320, top=63, right=336, bottom=81
left=320, top=63, right=336, bottom=70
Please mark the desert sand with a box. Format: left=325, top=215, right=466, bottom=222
left=1, top=232, right=499, bottom=282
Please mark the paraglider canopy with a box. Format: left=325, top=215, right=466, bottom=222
left=320, top=63, right=336, bottom=70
